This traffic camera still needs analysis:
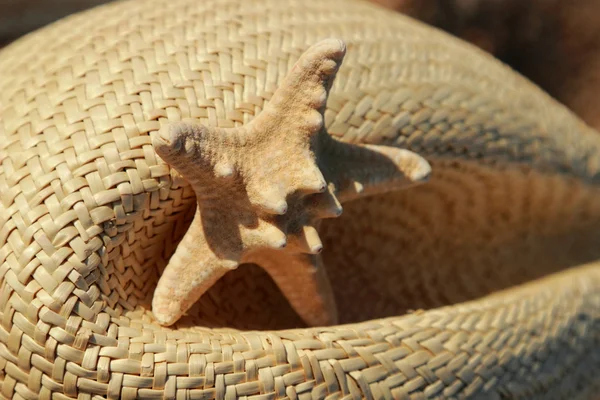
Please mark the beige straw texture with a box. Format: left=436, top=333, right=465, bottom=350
left=0, top=0, right=599, bottom=398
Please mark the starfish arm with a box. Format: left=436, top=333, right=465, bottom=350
left=321, top=139, right=432, bottom=203
left=253, top=38, right=347, bottom=137
left=239, top=39, right=347, bottom=213
left=152, top=120, right=242, bottom=182
left=152, top=210, right=239, bottom=326
left=247, top=250, right=338, bottom=327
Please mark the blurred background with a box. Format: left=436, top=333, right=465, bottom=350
left=0, top=0, right=110, bottom=46
left=1, top=0, right=598, bottom=130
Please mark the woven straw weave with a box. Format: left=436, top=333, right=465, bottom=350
left=0, top=0, right=600, bottom=398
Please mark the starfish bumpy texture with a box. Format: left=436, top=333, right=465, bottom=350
left=151, top=39, right=432, bottom=326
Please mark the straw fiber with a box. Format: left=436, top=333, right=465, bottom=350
left=0, top=0, right=600, bottom=398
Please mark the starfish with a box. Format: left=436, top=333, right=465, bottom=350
left=151, top=38, right=431, bottom=327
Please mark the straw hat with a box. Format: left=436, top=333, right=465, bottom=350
left=0, top=0, right=599, bottom=398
